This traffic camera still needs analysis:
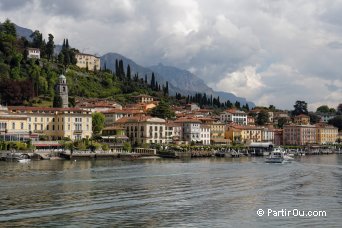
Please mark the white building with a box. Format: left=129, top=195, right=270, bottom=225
left=115, top=116, right=166, bottom=145
left=220, top=109, right=247, bottom=125
left=261, top=127, right=275, bottom=142
left=200, top=125, right=211, bottom=145
left=27, top=48, right=40, bottom=59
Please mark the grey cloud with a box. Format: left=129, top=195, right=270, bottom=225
left=0, top=0, right=32, bottom=11
left=0, top=0, right=341, bottom=109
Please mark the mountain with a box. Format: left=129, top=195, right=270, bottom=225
left=101, top=53, right=184, bottom=95
left=101, top=53, right=255, bottom=107
left=149, top=63, right=212, bottom=94
left=15, top=24, right=33, bottom=41
left=149, top=64, right=255, bottom=107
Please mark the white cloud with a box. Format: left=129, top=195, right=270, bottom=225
left=0, top=0, right=341, bottom=109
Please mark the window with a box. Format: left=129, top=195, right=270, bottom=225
left=47, top=125, right=49, bottom=130
left=12, top=122, right=15, bottom=129
left=28, top=124, right=31, bottom=131
left=21, top=122, right=24, bottom=130
left=35, top=117, right=37, bottom=122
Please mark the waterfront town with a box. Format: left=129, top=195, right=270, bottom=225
left=0, top=66, right=341, bottom=157
left=0, top=19, right=341, bottom=159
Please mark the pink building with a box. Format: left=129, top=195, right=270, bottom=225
left=283, top=124, right=316, bottom=146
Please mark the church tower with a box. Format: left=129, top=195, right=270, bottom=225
left=56, top=73, right=68, bottom=108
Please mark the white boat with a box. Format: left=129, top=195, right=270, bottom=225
left=17, top=154, right=31, bottom=163
left=265, top=147, right=291, bottom=163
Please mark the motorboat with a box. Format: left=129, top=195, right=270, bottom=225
left=265, top=147, right=286, bottom=163
left=17, top=154, right=31, bottom=163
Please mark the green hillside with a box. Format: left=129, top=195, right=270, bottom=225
left=0, top=19, right=169, bottom=107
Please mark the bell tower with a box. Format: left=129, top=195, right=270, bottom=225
left=56, top=73, right=68, bottom=108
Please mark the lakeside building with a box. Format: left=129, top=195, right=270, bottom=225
left=114, top=116, right=166, bottom=145
left=225, top=123, right=242, bottom=144
left=273, top=129, right=283, bottom=146
left=293, top=114, right=310, bottom=125
left=27, top=48, right=40, bottom=59
left=220, top=109, right=247, bottom=125
left=261, top=126, right=275, bottom=143
left=209, top=121, right=228, bottom=145
left=174, top=118, right=211, bottom=145
left=0, top=106, right=32, bottom=141
left=283, top=124, right=316, bottom=146
left=315, top=123, right=338, bottom=144
left=75, top=53, right=100, bottom=71
left=102, top=109, right=145, bottom=126
left=7, top=106, right=92, bottom=140
left=165, top=121, right=182, bottom=144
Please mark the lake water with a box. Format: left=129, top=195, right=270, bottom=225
left=0, top=155, right=341, bottom=227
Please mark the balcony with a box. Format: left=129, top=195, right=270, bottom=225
left=74, top=129, right=83, bottom=134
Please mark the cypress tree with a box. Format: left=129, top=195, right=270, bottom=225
left=127, top=64, right=131, bottom=81
left=115, top=59, right=119, bottom=76
left=66, top=39, right=69, bottom=49
left=150, top=73, right=155, bottom=89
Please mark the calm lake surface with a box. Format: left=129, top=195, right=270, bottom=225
left=0, top=155, right=341, bottom=227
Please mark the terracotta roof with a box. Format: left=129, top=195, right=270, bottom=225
left=175, top=118, right=202, bottom=123
left=8, top=106, right=90, bottom=113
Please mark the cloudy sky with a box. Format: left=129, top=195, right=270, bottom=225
left=1, top=0, right=341, bottom=110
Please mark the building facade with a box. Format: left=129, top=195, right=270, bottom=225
left=27, top=48, right=40, bottom=59
left=283, top=124, right=316, bottom=146
left=75, top=53, right=100, bottom=71
left=315, top=123, right=338, bottom=144
left=7, top=106, right=92, bottom=140
left=220, top=109, right=247, bottom=125
left=115, top=116, right=166, bottom=145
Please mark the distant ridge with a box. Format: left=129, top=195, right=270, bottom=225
left=101, top=53, right=255, bottom=107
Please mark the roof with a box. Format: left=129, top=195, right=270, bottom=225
left=175, top=118, right=202, bottom=123
left=8, top=106, right=91, bottom=113
left=222, top=109, right=246, bottom=114
left=115, top=116, right=165, bottom=123
left=102, top=126, right=125, bottom=130
left=75, top=53, right=99, bottom=58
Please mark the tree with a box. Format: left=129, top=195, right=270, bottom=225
left=292, top=100, right=308, bottom=116
left=308, top=112, right=321, bottom=124
left=123, top=141, right=132, bottom=152
left=328, top=116, right=342, bottom=131
left=269, top=105, right=276, bottom=111
left=235, top=101, right=241, bottom=109
left=46, top=34, right=55, bottom=61
left=1, top=19, right=16, bottom=37
left=337, top=104, right=342, bottom=115
left=316, top=105, right=330, bottom=113
left=53, top=94, right=63, bottom=108
left=150, top=100, right=175, bottom=119
left=277, top=117, right=288, bottom=128
left=150, top=73, right=155, bottom=89
left=126, top=64, right=131, bottom=81
left=92, top=112, right=105, bottom=135
left=256, top=110, right=269, bottom=125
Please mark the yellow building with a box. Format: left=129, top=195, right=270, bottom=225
left=315, top=123, right=338, bottom=144
left=293, top=114, right=310, bottom=125
left=209, top=121, right=228, bottom=144
left=7, top=106, right=92, bottom=140
left=0, top=106, right=30, bottom=141
left=76, top=53, right=100, bottom=71
left=225, top=124, right=242, bottom=143
left=240, top=126, right=262, bottom=143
